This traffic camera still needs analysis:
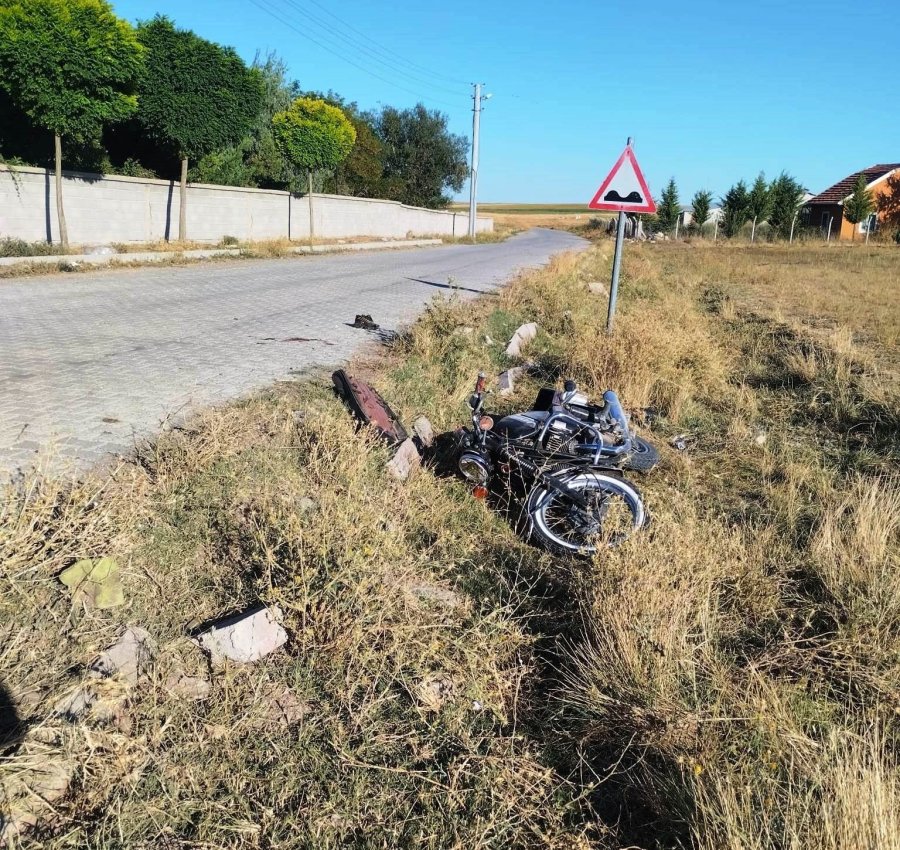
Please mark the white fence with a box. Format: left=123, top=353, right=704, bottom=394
left=0, top=165, right=492, bottom=245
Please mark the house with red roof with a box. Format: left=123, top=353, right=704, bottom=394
left=804, top=164, right=900, bottom=240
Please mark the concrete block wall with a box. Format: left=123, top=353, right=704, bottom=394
left=0, top=165, right=492, bottom=245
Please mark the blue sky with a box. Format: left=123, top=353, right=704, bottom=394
left=113, top=0, right=899, bottom=204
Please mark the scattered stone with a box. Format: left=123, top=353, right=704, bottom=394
left=0, top=751, right=74, bottom=841
left=505, top=322, right=538, bottom=358
left=296, top=496, right=317, bottom=514
left=58, top=557, right=124, bottom=609
left=587, top=281, right=608, bottom=296
left=350, top=314, right=379, bottom=330
left=164, top=672, right=211, bottom=702
left=89, top=626, right=155, bottom=686
left=754, top=431, right=768, bottom=446
left=194, top=605, right=288, bottom=666
left=412, top=416, right=434, bottom=448
left=386, top=437, right=421, bottom=481
left=497, top=365, right=530, bottom=396
left=416, top=674, right=455, bottom=712
left=483, top=334, right=495, bottom=345
left=52, top=686, right=96, bottom=720
left=257, top=684, right=308, bottom=727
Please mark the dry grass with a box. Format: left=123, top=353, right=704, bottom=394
left=1, top=239, right=898, bottom=848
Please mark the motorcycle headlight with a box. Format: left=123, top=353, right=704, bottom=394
left=458, top=450, right=491, bottom=485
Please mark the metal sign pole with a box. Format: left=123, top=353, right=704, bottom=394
left=607, top=209, right=626, bottom=333
left=606, top=135, right=632, bottom=334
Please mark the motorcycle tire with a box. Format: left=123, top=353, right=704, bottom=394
left=622, top=437, right=660, bottom=473
left=527, top=466, right=646, bottom=557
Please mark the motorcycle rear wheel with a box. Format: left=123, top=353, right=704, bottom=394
left=528, top=468, right=646, bottom=557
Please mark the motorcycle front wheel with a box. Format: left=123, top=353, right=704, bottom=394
left=528, top=468, right=646, bottom=556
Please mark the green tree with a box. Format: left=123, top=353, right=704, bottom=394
left=134, top=16, right=263, bottom=240
left=843, top=173, right=875, bottom=241
left=747, top=172, right=771, bottom=242
left=721, top=180, right=750, bottom=238
left=657, top=177, right=680, bottom=232
left=0, top=0, right=143, bottom=247
left=767, top=172, right=806, bottom=240
left=272, top=97, right=356, bottom=241
left=370, top=104, right=468, bottom=208
left=690, top=189, right=713, bottom=235
left=300, top=90, right=385, bottom=197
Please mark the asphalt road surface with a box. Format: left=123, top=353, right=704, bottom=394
left=0, top=228, right=588, bottom=477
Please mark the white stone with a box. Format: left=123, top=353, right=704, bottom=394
left=194, top=605, right=287, bottom=666
left=497, top=370, right=516, bottom=396
left=165, top=672, right=212, bottom=701
left=52, top=687, right=96, bottom=720
left=412, top=416, right=435, bottom=448
left=89, top=626, right=155, bottom=685
left=754, top=432, right=768, bottom=446
left=387, top=438, right=421, bottom=481
left=497, top=365, right=529, bottom=396
left=587, top=281, right=607, bottom=295
left=505, top=322, right=538, bottom=358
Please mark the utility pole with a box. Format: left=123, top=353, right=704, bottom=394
left=468, top=82, right=484, bottom=242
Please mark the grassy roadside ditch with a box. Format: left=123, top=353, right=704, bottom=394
left=1, top=242, right=898, bottom=848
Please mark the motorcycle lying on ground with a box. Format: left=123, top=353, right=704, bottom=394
left=453, top=374, right=650, bottom=556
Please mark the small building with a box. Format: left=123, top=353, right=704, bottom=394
left=804, top=163, right=900, bottom=240
left=677, top=204, right=723, bottom=230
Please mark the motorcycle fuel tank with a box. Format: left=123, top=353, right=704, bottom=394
left=492, top=411, right=548, bottom=441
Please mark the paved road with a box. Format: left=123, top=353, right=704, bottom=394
left=0, top=228, right=587, bottom=476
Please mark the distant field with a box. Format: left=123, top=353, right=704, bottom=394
left=451, top=202, right=588, bottom=215
left=451, top=202, right=611, bottom=233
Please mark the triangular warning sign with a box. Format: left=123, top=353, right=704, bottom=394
left=588, top=146, right=656, bottom=213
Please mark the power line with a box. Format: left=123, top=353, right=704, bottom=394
left=248, top=0, right=469, bottom=110
left=273, top=0, right=465, bottom=97
left=297, top=0, right=470, bottom=87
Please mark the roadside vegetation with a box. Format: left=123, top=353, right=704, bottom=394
left=1, top=241, right=898, bottom=847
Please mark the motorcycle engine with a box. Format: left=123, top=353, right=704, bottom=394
left=544, top=419, right=577, bottom=454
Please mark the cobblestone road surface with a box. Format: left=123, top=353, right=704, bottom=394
left=0, top=228, right=587, bottom=476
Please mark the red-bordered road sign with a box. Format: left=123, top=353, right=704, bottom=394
left=588, top=145, right=656, bottom=213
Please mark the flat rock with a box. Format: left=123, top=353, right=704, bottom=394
left=387, top=437, right=421, bottom=481
left=52, top=686, right=96, bottom=720
left=412, top=416, right=434, bottom=448
left=497, top=365, right=530, bottom=396
left=0, top=751, right=74, bottom=841
left=194, top=605, right=287, bottom=666
left=164, top=672, right=212, bottom=701
left=89, top=626, right=155, bottom=685
left=587, top=281, right=608, bottom=295
left=505, top=322, right=538, bottom=358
